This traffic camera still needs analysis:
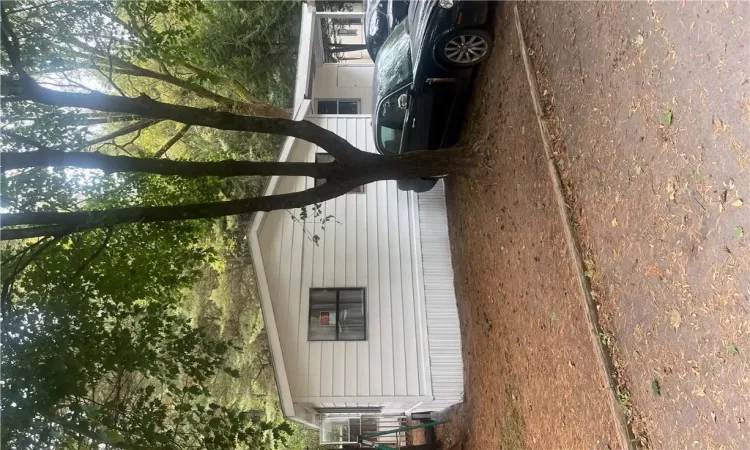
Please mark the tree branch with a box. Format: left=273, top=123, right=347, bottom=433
left=153, top=124, right=190, bottom=158
left=98, top=37, right=127, bottom=96
left=181, top=63, right=256, bottom=103
left=3, top=130, right=52, bottom=151
left=14, top=84, right=370, bottom=163
left=0, top=5, right=30, bottom=81
left=5, top=0, right=64, bottom=15
left=7, top=113, right=139, bottom=126
left=73, top=227, right=114, bottom=277
left=74, top=119, right=159, bottom=150
left=1, top=236, right=60, bottom=317
left=69, top=38, right=289, bottom=119
left=0, top=225, right=70, bottom=241
left=0, top=180, right=360, bottom=240
left=1, top=149, right=341, bottom=178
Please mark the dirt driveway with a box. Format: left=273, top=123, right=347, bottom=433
left=440, top=2, right=749, bottom=449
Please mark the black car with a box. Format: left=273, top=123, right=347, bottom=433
left=364, top=0, right=408, bottom=59
left=371, top=0, right=493, bottom=192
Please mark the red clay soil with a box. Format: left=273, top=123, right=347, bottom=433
left=435, top=3, right=620, bottom=449
left=438, top=1, right=749, bottom=449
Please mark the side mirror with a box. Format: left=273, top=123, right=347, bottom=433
left=397, top=93, right=408, bottom=110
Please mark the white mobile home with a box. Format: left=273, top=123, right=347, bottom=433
left=248, top=4, right=464, bottom=445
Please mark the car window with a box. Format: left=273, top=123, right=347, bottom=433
left=373, top=21, right=411, bottom=97
left=365, top=11, right=388, bottom=58
left=375, top=87, right=408, bottom=155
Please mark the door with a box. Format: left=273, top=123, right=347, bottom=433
left=318, top=414, right=407, bottom=447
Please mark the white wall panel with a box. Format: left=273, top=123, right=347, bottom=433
left=255, top=117, right=462, bottom=416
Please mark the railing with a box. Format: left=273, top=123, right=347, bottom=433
left=365, top=415, right=408, bottom=447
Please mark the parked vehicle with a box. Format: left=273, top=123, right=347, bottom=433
left=364, top=0, right=408, bottom=59
left=371, top=0, right=493, bottom=192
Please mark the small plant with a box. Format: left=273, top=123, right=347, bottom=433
left=289, top=203, right=338, bottom=246
left=651, top=379, right=661, bottom=397
left=584, top=259, right=596, bottom=278
left=616, top=385, right=631, bottom=409
left=599, top=329, right=614, bottom=347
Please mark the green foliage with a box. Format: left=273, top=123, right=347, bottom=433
left=192, top=1, right=301, bottom=107
left=0, top=0, right=312, bottom=447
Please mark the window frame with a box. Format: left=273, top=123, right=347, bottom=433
left=308, top=287, right=367, bottom=342
left=316, top=99, right=361, bottom=115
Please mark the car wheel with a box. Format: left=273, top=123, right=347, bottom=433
left=436, top=29, right=493, bottom=68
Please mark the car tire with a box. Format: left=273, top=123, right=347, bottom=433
left=397, top=178, right=438, bottom=193
left=435, top=28, right=493, bottom=68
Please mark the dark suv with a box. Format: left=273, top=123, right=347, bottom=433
left=371, top=0, right=493, bottom=192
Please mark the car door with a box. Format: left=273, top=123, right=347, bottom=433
left=401, top=64, right=462, bottom=152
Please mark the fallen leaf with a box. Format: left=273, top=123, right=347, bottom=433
left=732, top=199, right=744, bottom=207
left=634, top=34, right=645, bottom=48
left=584, top=269, right=594, bottom=278
left=651, top=379, right=661, bottom=397
left=667, top=182, right=676, bottom=201
left=611, top=218, right=618, bottom=227
left=670, top=310, right=682, bottom=330
left=663, top=111, right=673, bottom=126
left=735, top=226, right=745, bottom=239
left=728, top=344, right=739, bottom=356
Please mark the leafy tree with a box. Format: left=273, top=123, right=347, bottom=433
left=1, top=187, right=294, bottom=448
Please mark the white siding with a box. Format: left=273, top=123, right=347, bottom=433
left=256, top=116, right=431, bottom=411
left=311, top=64, right=374, bottom=113
left=412, top=181, right=465, bottom=411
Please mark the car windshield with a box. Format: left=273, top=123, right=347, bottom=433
left=373, top=21, right=411, bottom=155
left=373, top=21, right=411, bottom=98
left=365, top=10, right=388, bottom=58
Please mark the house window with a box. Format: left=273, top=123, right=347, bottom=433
left=308, top=288, right=366, bottom=341
left=317, top=99, right=360, bottom=115
left=314, top=153, right=365, bottom=193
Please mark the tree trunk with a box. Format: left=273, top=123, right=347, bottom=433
left=1, top=150, right=340, bottom=178
left=0, top=147, right=465, bottom=240
left=9, top=113, right=139, bottom=126
left=14, top=83, right=370, bottom=163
